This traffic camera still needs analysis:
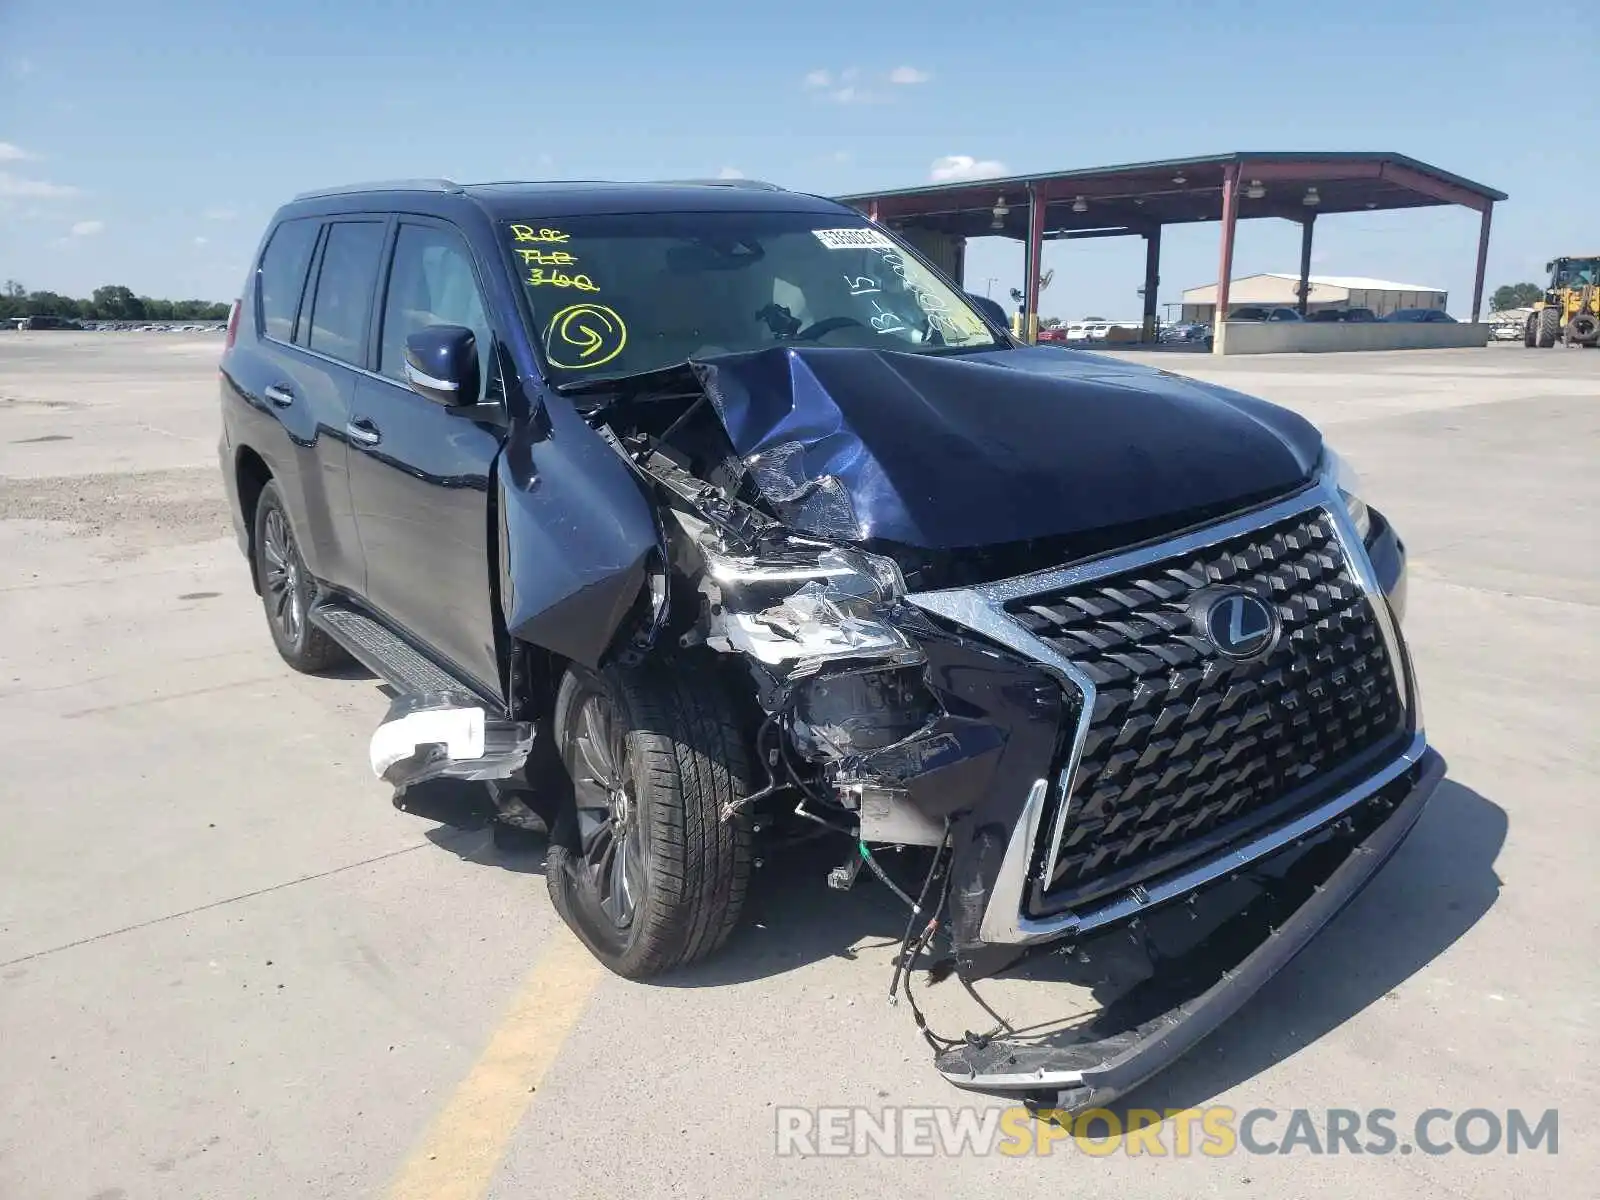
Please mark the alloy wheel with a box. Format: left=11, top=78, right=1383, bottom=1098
left=567, top=690, right=646, bottom=929
left=261, top=506, right=306, bottom=645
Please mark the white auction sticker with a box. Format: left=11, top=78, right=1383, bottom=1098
left=812, top=227, right=896, bottom=250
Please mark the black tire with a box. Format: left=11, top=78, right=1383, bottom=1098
left=1523, top=314, right=1537, bottom=347
left=252, top=480, right=351, bottom=673
left=545, top=660, right=753, bottom=979
left=1537, top=305, right=1561, bottom=348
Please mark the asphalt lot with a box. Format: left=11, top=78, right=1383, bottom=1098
left=1, top=333, right=1595, bottom=1198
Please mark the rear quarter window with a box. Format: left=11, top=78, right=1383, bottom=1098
left=257, top=217, right=320, bottom=342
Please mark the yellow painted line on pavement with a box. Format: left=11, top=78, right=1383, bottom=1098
left=386, top=932, right=605, bottom=1200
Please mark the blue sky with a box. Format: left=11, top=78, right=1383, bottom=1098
left=1, top=0, right=1589, bottom=318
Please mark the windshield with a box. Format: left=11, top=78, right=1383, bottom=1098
left=1553, top=258, right=1599, bottom=288
left=502, top=211, right=998, bottom=380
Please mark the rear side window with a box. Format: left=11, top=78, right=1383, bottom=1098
left=379, top=223, right=492, bottom=394
left=306, top=220, right=387, bottom=366
left=257, top=218, right=320, bottom=342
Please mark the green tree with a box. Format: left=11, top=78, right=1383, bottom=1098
left=24, top=291, right=79, bottom=318
left=91, top=284, right=139, bottom=319
left=1491, top=282, right=1543, bottom=311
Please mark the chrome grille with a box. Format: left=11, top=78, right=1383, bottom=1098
left=1004, top=506, right=1406, bottom=908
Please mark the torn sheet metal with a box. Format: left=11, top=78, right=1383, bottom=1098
left=496, top=412, right=661, bottom=670
left=691, top=345, right=1323, bottom=550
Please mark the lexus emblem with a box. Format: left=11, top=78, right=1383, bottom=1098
left=1197, top=589, right=1280, bottom=660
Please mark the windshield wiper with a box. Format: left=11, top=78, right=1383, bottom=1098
left=555, top=359, right=697, bottom=398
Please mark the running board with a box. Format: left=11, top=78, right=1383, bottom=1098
left=310, top=599, right=484, bottom=699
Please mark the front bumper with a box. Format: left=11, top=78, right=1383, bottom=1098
left=935, top=742, right=1445, bottom=1106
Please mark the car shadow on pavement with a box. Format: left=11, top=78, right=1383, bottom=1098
left=400, top=779, right=550, bottom=877
left=1103, top=776, right=1506, bottom=1117
left=658, top=833, right=925, bottom=987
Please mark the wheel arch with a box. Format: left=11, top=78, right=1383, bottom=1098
left=235, top=445, right=274, bottom=594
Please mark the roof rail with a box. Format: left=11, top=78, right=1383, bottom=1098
left=292, top=178, right=464, bottom=201
left=655, top=177, right=788, bottom=192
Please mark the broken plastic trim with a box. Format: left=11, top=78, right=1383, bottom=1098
left=369, top=691, right=535, bottom=792
left=932, top=748, right=1444, bottom=1109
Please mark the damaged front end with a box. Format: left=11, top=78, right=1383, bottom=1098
left=578, top=342, right=1440, bottom=1107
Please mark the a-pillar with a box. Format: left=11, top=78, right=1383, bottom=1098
left=1024, top=182, right=1047, bottom=344
left=1142, top=226, right=1162, bottom=341
left=1212, top=163, right=1241, bottom=354
left=1470, top=203, right=1493, bottom=322
left=1296, top=215, right=1315, bottom=316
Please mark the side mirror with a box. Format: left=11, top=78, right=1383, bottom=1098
left=403, top=325, right=479, bottom=406
left=965, top=292, right=1010, bottom=331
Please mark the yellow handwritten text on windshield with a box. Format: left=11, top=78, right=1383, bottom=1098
left=516, top=248, right=577, bottom=266
left=545, top=303, right=627, bottom=369
left=510, top=225, right=571, bottom=244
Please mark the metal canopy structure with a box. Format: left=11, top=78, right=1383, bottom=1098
left=836, top=152, right=1508, bottom=350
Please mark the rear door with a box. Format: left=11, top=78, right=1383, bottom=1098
left=287, top=217, right=390, bottom=591
left=347, top=217, right=504, bottom=699
left=224, top=215, right=371, bottom=592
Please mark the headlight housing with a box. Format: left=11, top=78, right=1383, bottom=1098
left=1321, top=445, right=1372, bottom=542
left=698, top=539, right=922, bottom=674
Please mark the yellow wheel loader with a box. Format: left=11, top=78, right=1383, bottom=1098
left=1523, top=256, right=1600, bottom=347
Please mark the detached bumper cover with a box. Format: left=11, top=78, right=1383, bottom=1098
left=935, top=744, right=1445, bottom=1108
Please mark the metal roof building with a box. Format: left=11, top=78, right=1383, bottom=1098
left=1180, top=273, right=1448, bottom=321
left=837, top=151, right=1506, bottom=352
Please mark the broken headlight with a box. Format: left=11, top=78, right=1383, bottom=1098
left=792, top=663, right=938, bottom=758
left=699, top=540, right=922, bottom=675
left=1321, top=444, right=1373, bottom=543
left=699, top=537, right=942, bottom=759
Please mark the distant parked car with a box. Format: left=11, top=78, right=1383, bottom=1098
left=1160, top=322, right=1213, bottom=349
left=1305, top=307, right=1377, bottom=323
left=1383, top=308, right=1456, bottom=323
left=1227, top=306, right=1302, bottom=322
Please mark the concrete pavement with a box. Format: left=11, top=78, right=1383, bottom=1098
left=1, top=335, right=1593, bottom=1198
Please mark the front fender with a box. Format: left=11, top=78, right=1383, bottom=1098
left=496, top=402, right=662, bottom=669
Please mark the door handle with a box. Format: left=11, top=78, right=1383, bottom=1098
left=346, top=419, right=382, bottom=446
left=264, top=384, right=295, bottom=408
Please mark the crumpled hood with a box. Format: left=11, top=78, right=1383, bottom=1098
left=691, top=345, right=1322, bottom=550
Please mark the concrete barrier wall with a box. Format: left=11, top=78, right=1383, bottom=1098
left=1218, top=321, right=1491, bottom=354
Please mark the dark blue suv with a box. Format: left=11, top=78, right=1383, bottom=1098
left=220, top=177, right=1435, bottom=1107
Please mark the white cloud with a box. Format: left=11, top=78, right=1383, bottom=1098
left=0, top=142, right=32, bottom=162
left=194, top=236, right=209, bottom=247
left=69, top=219, right=104, bottom=237
left=202, top=207, right=237, bottom=221
left=928, top=155, right=1008, bottom=183
left=803, top=66, right=894, bottom=104
left=10, top=59, right=33, bottom=79
left=888, top=66, right=931, bottom=85
left=829, top=86, right=873, bottom=104
left=0, top=171, right=80, bottom=199
left=716, top=166, right=744, bottom=180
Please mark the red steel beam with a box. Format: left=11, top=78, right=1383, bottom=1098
left=1024, top=182, right=1047, bottom=343
left=1379, top=163, right=1488, bottom=212
left=1471, top=204, right=1494, bottom=322
left=1213, top=164, right=1241, bottom=353
left=1247, top=161, right=1383, bottom=184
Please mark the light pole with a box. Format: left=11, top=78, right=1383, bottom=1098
left=984, top=276, right=999, bottom=297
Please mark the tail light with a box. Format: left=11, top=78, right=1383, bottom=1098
left=224, top=298, right=241, bottom=351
